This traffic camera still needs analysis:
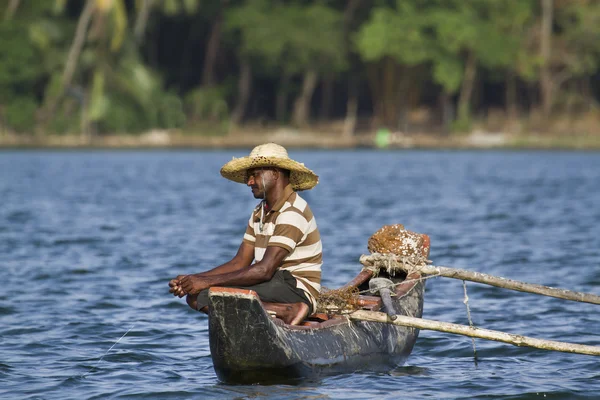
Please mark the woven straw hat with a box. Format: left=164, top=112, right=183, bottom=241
left=220, top=143, right=318, bottom=191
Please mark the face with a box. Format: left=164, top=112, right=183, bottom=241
left=246, top=168, right=278, bottom=199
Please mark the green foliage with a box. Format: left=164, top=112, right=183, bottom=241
left=4, top=97, right=38, bottom=133
left=2, top=0, right=600, bottom=139
left=452, top=115, right=472, bottom=134
left=355, top=3, right=432, bottom=65
left=226, top=1, right=346, bottom=74
left=96, top=56, right=187, bottom=132
left=184, top=86, right=229, bottom=122
left=557, top=2, right=600, bottom=76
left=356, top=0, right=533, bottom=92
left=88, top=70, right=108, bottom=122
left=41, top=73, right=64, bottom=110
left=100, top=96, right=146, bottom=133
left=48, top=100, right=81, bottom=134
left=160, top=0, right=202, bottom=16
left=0, top=23, right=44, bottom=100
left=159, top=92, right=187, bottom=129
left=432, top=56, right=463, bottom=93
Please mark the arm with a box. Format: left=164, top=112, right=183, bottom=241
left=168, top=241, right=254, bottom=296
left=194, top=241, right=254, bottom=277
left=178, top=245, right=289, bottom=295
left=196, top=211, right=258, bottom=277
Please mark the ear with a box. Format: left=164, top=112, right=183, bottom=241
left=271, top=169, right=281, bottom=181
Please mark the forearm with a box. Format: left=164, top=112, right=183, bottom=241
left=176, top=246, right=287, bottom=296
left=191, top=242, right=254, bottom=278
left=194, top=259, right=247, bottom=277
left=202, top=263, right=274, bottom=288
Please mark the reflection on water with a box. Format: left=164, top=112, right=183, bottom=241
left=1, top=150, right=599, bottom=399
left=388, top=365, right=431, bottom=377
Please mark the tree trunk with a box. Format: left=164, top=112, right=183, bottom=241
left=343, top=79, right=358, bottom=138
left=4, top=0, right=21, bottom=20
left=366, top=63, right=383, bottom=127
left=134, top=0, right=153, bottom=44
left=80, top=86, right=90, bottom=144
left=63, top=0, right=95, bottom=89
left=292, top=69, right=319, bottom=127
left=202, top=10, right=223, bottom=87
left=343, top=0, right=361, bottom=28
left=276, top=72, right=291, bottom=122
left=39, top=0, right=95, bottom=133
left=383, top=57, right=397, bottom=128
left=582, top=76, right=593, bottom=112
left=396, top=65, right=411, bottom=131
left=231, top=60, right=252, bottom=125
left=440, top=91, right=453, bottom=134
left=540, top=0, right=554, bottom=117
left=320, top=74, right=334, bottom=121
left=341, top=0, right=362, bottom=136
left=457, top=51, right=477, bottom=123
left=506, top=69, right=518, bottom=121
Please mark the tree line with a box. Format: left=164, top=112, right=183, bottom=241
left=1, top=0, right=599, bottom=138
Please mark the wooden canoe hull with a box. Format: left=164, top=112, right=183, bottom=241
left=208, top=274, right=425, bottom=384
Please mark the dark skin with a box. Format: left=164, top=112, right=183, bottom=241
left=168, top=167, right=310, bottom=325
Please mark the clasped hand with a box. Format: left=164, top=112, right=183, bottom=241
left=168, top=274, right=209, bottom=297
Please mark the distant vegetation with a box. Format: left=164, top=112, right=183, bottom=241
left=1, top=0, right=600, bottom=141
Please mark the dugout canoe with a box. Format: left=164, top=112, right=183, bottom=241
left=206, top=236, right=429, bottom=384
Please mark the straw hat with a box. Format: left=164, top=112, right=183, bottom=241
left=220, top=143, right=318, bottom=191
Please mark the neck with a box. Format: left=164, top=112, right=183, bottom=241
left=263, top=180, right=289, bottom=209
left=263, top=186, right=280, bottom=209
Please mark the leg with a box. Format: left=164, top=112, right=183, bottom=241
left=185, top=271, right=312, bottom=324
left=186, top=292, right=209, bottom=314
left=185, top=293, right=199, bottom=310
left=263, top=302, right=310, bottom=325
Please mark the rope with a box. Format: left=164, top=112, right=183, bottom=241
left=462, top=281, right=478, bottom=364
left=316, top=262, right=440, bottom=314
left=80, top=324, right=136, bottom=378
left=360, top=252, right=431, bottom=278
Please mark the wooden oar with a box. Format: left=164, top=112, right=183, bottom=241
left=360, top=254, right=600, bottom=305
left=349, top=310, right=600, bottom=356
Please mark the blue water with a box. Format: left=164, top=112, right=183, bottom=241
left=1, top=149, right=599, bottom=399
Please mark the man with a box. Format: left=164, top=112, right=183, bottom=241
left=169, top=143, right=322, bottom=325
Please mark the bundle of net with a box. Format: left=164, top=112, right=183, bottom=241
left=363, top=224, right=428, bottom=276
left=315, top=224, right=428, bottom=315
left=315, top=286, right=360, bottom=314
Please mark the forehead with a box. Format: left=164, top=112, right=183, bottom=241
left=246, top=167, right=275, bottom=175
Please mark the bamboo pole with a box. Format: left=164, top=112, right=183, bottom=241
left=360, top=254, right=600, bottom=305
left=349, top=310, right=600, bottom=356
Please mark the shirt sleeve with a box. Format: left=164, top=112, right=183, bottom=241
left=242, top=212, right=256, bottom=245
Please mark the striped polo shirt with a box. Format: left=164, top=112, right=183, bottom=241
left=242, top=184, right=322, bottom=310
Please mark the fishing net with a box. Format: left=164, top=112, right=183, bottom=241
left=364, top=224, right=428, bottom=276
left=315, top=224, right=428, bottom=314
left=315, top=286, right=360, bottom=314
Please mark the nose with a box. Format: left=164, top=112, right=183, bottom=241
left=246, top=174, right=255, bottom=186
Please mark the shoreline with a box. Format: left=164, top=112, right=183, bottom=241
left=1, top=130, right=600, bottom=151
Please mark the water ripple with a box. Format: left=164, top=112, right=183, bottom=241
left=1, top=150, right=599, bottom=398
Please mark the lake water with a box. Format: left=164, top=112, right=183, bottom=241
left=1, top=149, right=599, bottom=399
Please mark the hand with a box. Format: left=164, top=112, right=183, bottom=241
left=179, top=275, right=210, bottom=295
left=169, top=275, right=188, bottom=298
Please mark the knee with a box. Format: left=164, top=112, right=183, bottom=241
left=186, top=294, right=198, bottom=310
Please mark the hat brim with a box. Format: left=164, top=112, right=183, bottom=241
left=220, top=156, right=318, bottom=191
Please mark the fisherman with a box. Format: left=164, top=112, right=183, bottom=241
left=169, top=143, right=322, bottom=325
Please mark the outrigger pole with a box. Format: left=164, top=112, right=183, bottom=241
left=349, top=310, right=600, bottom=356
left=358, top=253, right=600, bottom=356
left=360, top=254, right=600, bottom=305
